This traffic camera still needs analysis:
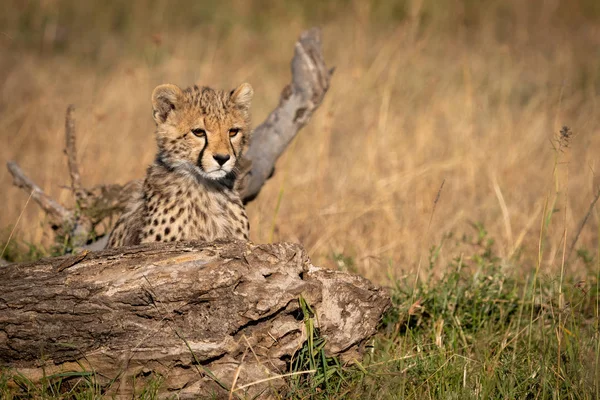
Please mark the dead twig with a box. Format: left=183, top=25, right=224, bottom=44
left=6, top=161, right=71, bottom=222
left=65, top=104, right=86, bottom=203
left=55, top=250, right=89, bottom=272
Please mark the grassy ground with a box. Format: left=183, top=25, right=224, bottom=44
left=287, top=228, right=599, bottom=399
left=1, top=225, right=598, bottom=398
left=1, top=0, right=600, bottom=398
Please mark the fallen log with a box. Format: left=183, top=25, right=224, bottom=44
left=0, top=241, right=389, bottom=398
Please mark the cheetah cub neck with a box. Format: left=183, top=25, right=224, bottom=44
left=107, top=83, right=253, bottom=248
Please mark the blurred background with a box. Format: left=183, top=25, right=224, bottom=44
left=1, top=0, right=600, bottom=283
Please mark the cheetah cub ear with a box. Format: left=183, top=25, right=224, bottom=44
left=230, top=83, right=253, bottom=110
left=152, top=84, right=183, bottom=124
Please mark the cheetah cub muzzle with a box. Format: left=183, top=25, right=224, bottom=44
left=107, top=82, right=253, bottom=248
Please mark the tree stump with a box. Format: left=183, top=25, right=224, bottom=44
left=0, top=241, right=390, bottom=398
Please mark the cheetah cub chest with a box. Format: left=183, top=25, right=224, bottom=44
left=107, top=82, right=253, bottom=248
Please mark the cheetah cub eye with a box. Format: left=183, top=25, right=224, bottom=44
left=192, top=128, right=206, bottom=137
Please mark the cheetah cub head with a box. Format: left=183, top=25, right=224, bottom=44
left=151, top=82, right=253, bottom=181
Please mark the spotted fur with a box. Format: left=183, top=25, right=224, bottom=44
left=107, top=83, right=253, bottom=248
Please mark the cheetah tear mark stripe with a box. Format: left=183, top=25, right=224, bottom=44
left=196, top=135, right=208, bottom=171
left=230, top=137, right=238, bottom=159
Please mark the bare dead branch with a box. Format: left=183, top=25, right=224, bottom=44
left=6, top=161, right=71, bottom=222
left=240, top=27, right=333, bottom=202
left=64, top=104, right=85, bottom=202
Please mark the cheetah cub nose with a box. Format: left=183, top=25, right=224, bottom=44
left=213, top=154, right=230, bottom=166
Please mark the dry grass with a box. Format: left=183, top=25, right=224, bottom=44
left=2, top=0, right=600, bottom=283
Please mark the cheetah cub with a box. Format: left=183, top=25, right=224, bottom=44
left=107, top=83, right=253, bottom=248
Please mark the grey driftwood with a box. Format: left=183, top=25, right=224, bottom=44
left=6, top=27, right=332, bottom=248
left=0, top=240, right=390, bottom=398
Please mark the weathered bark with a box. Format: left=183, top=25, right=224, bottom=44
left=0, top=241, right=389, bottom=398
left=6, top=28, right=332, bottom=248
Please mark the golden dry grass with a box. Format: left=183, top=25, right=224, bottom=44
left=1, top=0, right=600, bottom=283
